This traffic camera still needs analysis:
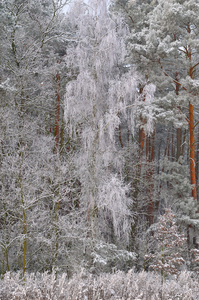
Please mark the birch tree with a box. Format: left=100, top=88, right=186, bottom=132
left=64, top=0, right=140, bottom=248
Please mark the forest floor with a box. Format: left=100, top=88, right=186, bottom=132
left=0, top=269, right=198, bottom=299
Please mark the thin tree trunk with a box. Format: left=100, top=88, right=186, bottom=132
left=171, top=130, right=175, bottom=161
left=167, top=130, right=170, bottom=159
left=188, top=39, right=197, bottom=200
left=175, top=71, right=182, bottom=161
left=60, top=116, right=65, bottom=155
left=176, top=128, right=182, bottom=161
left=196, top=130, right=199, bottom=199
left=138, top=85, right=145, bottom=158
left=54, top=71, right=61, bottom=274
left=146, top=132, right=155, bottom=225
left=55, top=72, right=60, bottom=153
left=181, top=129, right=187, bottom=158
left=54, top=199, right=60, bottom=275
left=118, top=124, right=123, bottom=148
left=189, top=101, right=197, bottom=200
left=19, top=161, right=27, bottom=279
left=130, top=87, right=146, bottom=250
left=139, top=127, right=145, bottom=156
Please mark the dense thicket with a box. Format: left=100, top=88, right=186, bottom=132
left=0, top=0, right=199, bottom=295
left=1, top=269, right=199, bottom=299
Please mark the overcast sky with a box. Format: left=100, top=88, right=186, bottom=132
left=61, top=0, right=111, bottom=14
left=61, top=0, right=89, bottom=13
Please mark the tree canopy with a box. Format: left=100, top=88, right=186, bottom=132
left=0, top=0, right=199, bottom=293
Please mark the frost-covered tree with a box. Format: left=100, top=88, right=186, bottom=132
left=191, top=248, right=199, bottom=273
left=145, top=209, right=186, bottom=277
left=0, top=0, right=70, bottom=276
left=64, top=0, right=143, bottom=261
left=111, top=0, right=160, bottom=230
left=145, top=0, right=199, bottom=201
left=143, top=0, right=199, bottom=250
left=113, top=0, right=199, bottom=243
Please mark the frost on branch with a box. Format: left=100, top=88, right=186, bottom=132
left=98, top=175, right=132, bottom=242
left=191, top=248, right=199, bottom=274
left=64, top=0, right=138, bottom=242
left=0, top=269, right=199, bottom=299
left=90, top=240, right=136, bottom=272
left=145, top=208, right=186, bottom=277
left=135, top=82, right=156, bottom=135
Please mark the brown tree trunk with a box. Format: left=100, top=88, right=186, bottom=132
left=146, top=132, right=155, bottom=225
left=118, top=124, right=123, bottom=148
left=171, top=130, right=175, bottom=161
left=196, top=129, right=199, bottom=199
left=175, top=71, right=182, bottom=161
left=159, top=29, right=198, bottom=201
left=189, top=101, right=197, bottom=200
left=138, top=85, right=146, bottom=157
left=188, top=39, right=197, bottom=200
left=139, top=127, right=145, bottom=155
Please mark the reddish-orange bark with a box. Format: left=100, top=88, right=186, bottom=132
left=189, top=101, right=197, bottom=200
left=159, top=32, right=198, bottom=200
left=146, top=135, right=150, bottom=160
left=196, top=130, right=199, bottom=198
left=139, top=127, right=145, bottom=155
left=188, top=42, right=197, bottom=200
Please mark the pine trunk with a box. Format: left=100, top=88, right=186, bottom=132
left=188, top=41, right=197, bottom=200
left=189, top=101, right=197, bottom=200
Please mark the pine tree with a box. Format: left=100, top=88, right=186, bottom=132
left=113, top=0, right=199, bottom=247
left=144, top=0, right=199, bottom=200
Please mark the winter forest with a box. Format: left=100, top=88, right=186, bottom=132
left=0, top=0, right=199, bottom=299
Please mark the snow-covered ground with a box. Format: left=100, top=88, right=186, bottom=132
left=0, top=269, right=198, bottom=299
